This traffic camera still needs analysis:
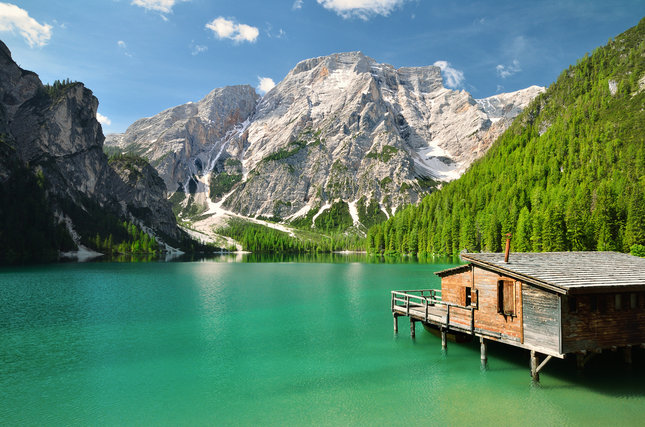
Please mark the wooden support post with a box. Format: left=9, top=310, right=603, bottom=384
left=536, top=355, right=552, bottom=374
left=441, top=328, right=447, bottom=350
left=624, top=345, right=632, bottom=365
left=576, top=350, right=596, bottom=370
left=480, top=337, right=487, bottom=367
left=410, top=318, right=415, bottom=338
left=530, top=350, right=539, bottom=382
left=393, top=314, right=398, bottom=333
left=576, top=352, right=585, bottom=370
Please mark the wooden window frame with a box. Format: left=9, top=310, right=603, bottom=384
left=497, top=278, right=516, bottom=317
left=465, top=286, right=472, bottom=307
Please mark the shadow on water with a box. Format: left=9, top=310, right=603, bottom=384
left=425, top=331, right=645, bottom=396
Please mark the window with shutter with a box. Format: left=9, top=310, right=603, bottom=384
left=497, top=279, right=516, bottom=316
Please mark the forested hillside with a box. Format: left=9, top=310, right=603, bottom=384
left=366, top=18, right=645, bottom=256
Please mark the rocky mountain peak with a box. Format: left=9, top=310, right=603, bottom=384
left=106, top=52, right=544, bottom=232
left=288, top=51, right=374, bottom=77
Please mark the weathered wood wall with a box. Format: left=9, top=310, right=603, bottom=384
left=440, top=269, right=474, bottom=328
left=562, top=292, right=645, bottom=353
left=522, top=285, right=560, bottom=353
left=472, top=267, right=522, bottom=342
left=440, top=266, right=523, bottom=343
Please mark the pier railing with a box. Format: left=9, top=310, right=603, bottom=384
left=391, top=289, right=475, bottom=332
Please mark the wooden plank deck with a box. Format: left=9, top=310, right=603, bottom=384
left=391, top=290, right=475, bottom=335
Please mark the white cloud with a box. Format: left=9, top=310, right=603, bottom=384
left=117, top=40, right=133, bottom=57
left=191, top=43, right=207, bottom=55
left=96, top=112, right=112, bottom=126
left=131, top=0, right=184, bottom=14
left=206, top=17, right=259, bottom=43
left=317, top=0, right=405, bottom=20
left=265, top=23, right=286, bottom=39
left=433, top=60, right=465, bottom=89
left=257, top=77, right=276, bottom=95
left=0, top=3, right=52, bottom=47
left=496, top=59, right=521, bottom=78
left=293, top=0, right=304, bottom=9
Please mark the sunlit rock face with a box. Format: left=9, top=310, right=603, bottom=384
left=107, top=51, right=543, bottom=221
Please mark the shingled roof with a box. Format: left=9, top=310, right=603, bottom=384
left=458, top=252, right=645, bottom=294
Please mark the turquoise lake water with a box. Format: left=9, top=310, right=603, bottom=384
left=1, top=255, right=644, bottom=425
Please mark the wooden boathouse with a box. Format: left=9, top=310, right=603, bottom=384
left=391, top=249, right=645, bottom=381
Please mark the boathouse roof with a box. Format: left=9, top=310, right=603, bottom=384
left=444, top=252, right=645, bottom=294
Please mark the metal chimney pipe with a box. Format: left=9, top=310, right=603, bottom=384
left=504, top=233, right=512, bottom=263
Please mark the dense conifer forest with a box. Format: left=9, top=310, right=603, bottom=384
left=366, top=18, right=645, bottom=257
left=217, top=218, right=364, bottom=253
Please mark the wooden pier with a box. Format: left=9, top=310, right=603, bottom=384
left=391, top=290, right=474, bottom=339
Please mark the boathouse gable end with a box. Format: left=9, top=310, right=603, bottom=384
left=437, top=265, right=526, bottom=345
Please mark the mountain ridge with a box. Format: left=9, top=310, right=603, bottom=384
left=106, top=51, right=542, bottom=236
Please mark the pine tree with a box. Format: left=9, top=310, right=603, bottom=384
left=515, top=207, right=532, bottom=252
left=625, top=187, right=645, bottom=249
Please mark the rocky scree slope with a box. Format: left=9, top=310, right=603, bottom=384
left=107, top=52, right=542, bottom=228
left=0, top=41, right=182, bottom=260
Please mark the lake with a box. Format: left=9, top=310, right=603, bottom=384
left=1, top=255, right=644, bottom=425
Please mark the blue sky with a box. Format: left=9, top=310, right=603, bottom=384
left=1, top=1, right=644, bottom=133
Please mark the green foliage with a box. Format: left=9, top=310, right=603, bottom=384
left=366, top=18, right=645, bottom=256
left=168, top=190, right=187, bottom=216
left=217, top=218, right=363, bottom=253
left=314, top=201, right=353, bottom=232
left=57, top=192, right=161, bottom=256
left=416, top=176, right=438, bottom=191
left=263, top=140, right=307, bottom=162
left=181, top=195, right=207, bottom=219
left=379, top=176, right=392, bottom=187
left=108, top=152, right=150, bottom=166
left=272, top=200, right=292, bottom=219
left=88, top=220, right=160, bottom=256
left=357, top=196, right=387, bottom=229
left=209, top=172, right=242, bottom=200
left=366, top=145, right=399, bottom=162
left=103, top=145, right=122, bottom=158
left=0, top=163, right=75, bottom=264
left=108, top=152, right=151, bottom=183
left=42, top=79, right=78, bottom=101
left=289, top=204, right=320, bottom=229
left=631, top=244, right=645, bottom=257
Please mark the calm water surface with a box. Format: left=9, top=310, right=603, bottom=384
left=1, top=255, right=644, bottom=425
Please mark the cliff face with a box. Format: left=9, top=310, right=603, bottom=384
left=107, top=52, right=542, bottom=225
left=106, top=85, right=259, bottom=193
left=0, top=41, right=182, bottom=257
